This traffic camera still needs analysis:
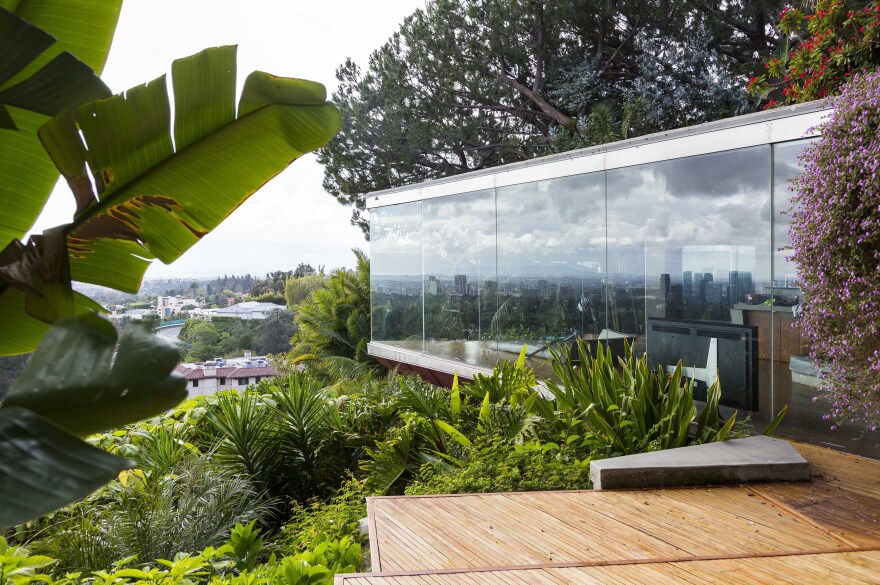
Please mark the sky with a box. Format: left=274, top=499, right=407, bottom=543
left=31, top=0, right=425, bottom=280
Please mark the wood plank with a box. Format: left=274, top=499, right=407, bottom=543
left=750, top=482, right=880, bottom=548
left=792, top=441, right=880, bottom=499
left=336, top=550, right=880, bottom=584
left=368, top=487, right=846, bottom=571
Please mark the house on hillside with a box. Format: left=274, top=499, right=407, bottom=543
left=175, top=356, right=277, bottom=397
left=157, top=295, right=199, bottom=318
left=364, top=101, right=878, bottom=459
left=194, top=300, right=284, bottom=321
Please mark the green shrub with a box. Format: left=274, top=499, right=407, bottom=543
left=406, top=435, right=592, bottom=495
left=279, top=479, right=370, bottom=553
left=546, top=339, right=760, bottom=457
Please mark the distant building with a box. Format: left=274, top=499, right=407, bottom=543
left=175, top=355, right=276, bottom=397
left=454, top=275, right=467, bottom=296
left=157, top=295, right=199, bottom=318
left=195, top=300, right=285, bottom=321
left=125, top=308, right=155, bottom=320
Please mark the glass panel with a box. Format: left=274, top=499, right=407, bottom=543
left=422, top=190, right=497, bottom=369
left=770, top=140, right=877, bottom=457
left=496, top=173, right=607, bottom=375
left=607, top=146, right=772, bottom=410
left=370, top=202, right=423, bottom=351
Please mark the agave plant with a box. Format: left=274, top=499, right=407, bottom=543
left=545, top=338, right=785, bottom=457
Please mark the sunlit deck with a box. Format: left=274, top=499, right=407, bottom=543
left=337, top=442, right=880, bottom=584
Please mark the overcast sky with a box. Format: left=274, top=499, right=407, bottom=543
left=32, top=0, right=425, bottom=280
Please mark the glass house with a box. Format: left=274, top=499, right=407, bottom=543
left=366, top=101, right=878, bottom=458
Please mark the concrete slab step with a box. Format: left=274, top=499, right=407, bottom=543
left=590, top=435, right=810, bottom=490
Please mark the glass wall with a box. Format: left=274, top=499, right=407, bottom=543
left=368, top=131, right=878, bottom=458
left=607, top=146, right=772, bottom=410
left=496, top=173, right=607, bottom=372
left=370, top=202, right=423, bottom=351
left=422, top=189, right=497, bottom=369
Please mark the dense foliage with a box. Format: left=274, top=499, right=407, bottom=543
left=789, top=70, right=880, bottom=430
left=289, top=250, right=375, bottom=378
left=6, top=340, right=778, bottom=581
left=0, top=2, right=341, bottom=526
left=179, top=311, right=295, bottom=361
left=749, top=0, right=880, bottom=107
left=320, top=0, right=791, bottom=234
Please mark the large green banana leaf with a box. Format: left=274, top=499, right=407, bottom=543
left=4, top=314, right=187, bottom=436
left=0, top=0, right=121, bottom=246
left=0, top=45, right=341, bottom=354
left=0, top=313, right=186, bottom=526
left=46, top=44, right=341, bottom=293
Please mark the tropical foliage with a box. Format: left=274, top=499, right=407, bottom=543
left=788, top=70, right=880, bottom=430
left=289, top=249, right=375, bottom=379
left=6, top=339, right=783, bottom=581
left=0, top=1, right=340, bottom=527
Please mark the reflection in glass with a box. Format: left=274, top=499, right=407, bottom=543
left=370, top=202, right=423, bottom=351
left=495, top=173, right=607, bottom=369
left=607, top=146, right=772, bottom=409
left=765, top=139, right=873, bottom=456
left=367, top=137, right=879, bottom=457
left=423, top=190, right=497, bottom=369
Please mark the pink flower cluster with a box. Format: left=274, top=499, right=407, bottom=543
left=790, top=70, right=880, bottom=431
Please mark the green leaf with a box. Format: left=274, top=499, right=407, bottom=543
left=434, top=419, right=472, bottom=447
left=3, top=314, right=187, bottom=436
left=39, top=45, right=341, bottom=294
left=478, top=390, right=491, bottom=432
left=516, top=344, right=527, bottom=369
left=763, top=404, right=788, bottom=436
left=0, top=406, right=133, bottom=528
left=714, top=411, right=738, bottom=442
left=450, top=372, right=460, bottom=416
left=0, top=285, right=103, bottom=356
left=0, top=1, right=121, bottom=246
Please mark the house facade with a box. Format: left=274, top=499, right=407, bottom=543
left=366, top=101, right=878, bottom=458
left=194, top=301, right=285, bottom=321
left=175, top=358, right=277, bottom=397
left=157, top=295, right=199, bottom=318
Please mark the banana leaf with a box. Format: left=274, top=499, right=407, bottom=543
left=0, top=406, right=133, bottom=528
left=1, top=45, right=340, bottom=354
left=0, top=0, right=121, bottom=246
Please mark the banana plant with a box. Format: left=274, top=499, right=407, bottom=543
left=0, top=3, right=341, bottom=527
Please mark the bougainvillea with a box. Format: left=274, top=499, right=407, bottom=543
left=789, top=69, right=880, bottom=430
left=749, top=0, right=880, bottom=108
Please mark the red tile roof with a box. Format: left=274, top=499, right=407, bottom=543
left=174, top=365, right=276, bottom=380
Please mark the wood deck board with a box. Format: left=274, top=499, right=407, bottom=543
left=792, top=441, right=880, bottom=499
left=370, top=486, right=848, bottom=571
left=337, top=550, right=880, bottom=584
left=751, top=481, right=880, bottom=547
left=350, top=441, right=880, bottom=584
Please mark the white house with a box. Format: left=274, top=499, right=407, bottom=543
left=175, top=357, right=277, bottom=397
left=157, top=295, right=199, bottom=318
left=194, top=301, right=285, bottom=321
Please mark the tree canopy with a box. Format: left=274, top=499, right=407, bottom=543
left=320, top=0, right=787, bottom=235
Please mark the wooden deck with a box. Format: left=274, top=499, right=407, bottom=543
left=338, top=441, right=880, bottom=584
left=337, top=550, right=880, bottom=584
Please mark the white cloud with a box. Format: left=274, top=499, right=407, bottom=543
left=31, top=0, right=426, bottom=279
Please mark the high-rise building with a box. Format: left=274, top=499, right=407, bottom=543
left=454, top=274, right=467, bottom=296
left=660, top=273, right=671, bottom=303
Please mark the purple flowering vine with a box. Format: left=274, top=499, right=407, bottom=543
left=790, top=69, right=880, bottom=431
